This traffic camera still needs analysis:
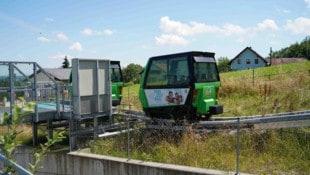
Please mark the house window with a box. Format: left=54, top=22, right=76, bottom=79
left=255, top=58, right=259, bottom=64
left=237, top=59, right=241, bottom=64
left=246, top=59, right=251, bottom=64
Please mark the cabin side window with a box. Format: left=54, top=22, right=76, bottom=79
left=146, top=59, right=167, bottom=87
left=110, top=66, right=122, bottom=82
left=194, top=62, right=219, bottom=82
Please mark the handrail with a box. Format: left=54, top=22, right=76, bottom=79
left=0, top=153, right=32, bottom=175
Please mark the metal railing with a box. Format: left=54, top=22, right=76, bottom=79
left=0, top=153, right=32, bottom=175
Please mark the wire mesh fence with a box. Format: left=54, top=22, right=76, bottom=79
left=88, top=116, right=309, bottom=175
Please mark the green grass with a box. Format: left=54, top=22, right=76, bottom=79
left=120, top=83, right=141, bottom=111
left=91, top=129, right=309, bottom=174
left=90, top=61, right=310, bottom=174
left=218, top=61, right=310, bottom=117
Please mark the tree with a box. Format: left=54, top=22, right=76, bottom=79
left=122, top=63, right=143, bottom=83
left=217, top=57, right=231, bottom=73
left=62, top=56, right=70, bottom=68
left=271, top=36, right=310, bottom=60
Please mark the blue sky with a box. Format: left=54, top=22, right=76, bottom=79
left=0, top=0, right=309, bottom=68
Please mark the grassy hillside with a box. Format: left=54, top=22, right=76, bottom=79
left=218, top=61, right=310, bottom=117
left=93, top=61, right=310, bottom=174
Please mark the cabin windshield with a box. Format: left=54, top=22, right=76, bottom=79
left=194, top=61, right=219, bottom=82
left=146, top=57, right=190, bottom=87
left=110, top=64, right=122, bottom=82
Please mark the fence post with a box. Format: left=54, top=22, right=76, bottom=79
left=127, top=87, right=131, bottom=161
left=235, top=118, right=240, bottom=175
left=252, top=69, right=255, bottom=87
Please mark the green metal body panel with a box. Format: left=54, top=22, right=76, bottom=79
left=193, top=81, right=220, bottom=114
left=139, top=61, right=150, bottom=108
left=112, top=81, right=123, bottom=100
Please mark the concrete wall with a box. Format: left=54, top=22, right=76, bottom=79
left=1, top=147, right=250, bottom=175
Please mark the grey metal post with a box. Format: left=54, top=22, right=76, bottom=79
left=33, top=63, right=37, bottom=102
left=94, top=114, right=98, bottom=140
left=55, top=83, right=60, bottom=117
left=127, top=87, right=131, bottom=160
left=47, top=119, right=53, bottom=140
left=32, top=63, right=39, bottom=146
left=8, top=63, right=14, bottom=124
left=235, top=118, right=240, bottom=175
left=69, top=119, right=77, bottom=151
left=33, top=105, right=39, bottom=146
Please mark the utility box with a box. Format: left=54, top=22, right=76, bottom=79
left=71, top=59, right=112, bottom=118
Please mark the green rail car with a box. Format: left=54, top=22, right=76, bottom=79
left=139, top=51, right=223, bottom=121
left=110, top=61, right=124, bottom=106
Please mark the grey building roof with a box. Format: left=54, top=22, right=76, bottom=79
left=44, top=68, right=71, bottom=81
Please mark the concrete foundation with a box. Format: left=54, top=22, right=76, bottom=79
left=0, top=147, right=252, bottom=175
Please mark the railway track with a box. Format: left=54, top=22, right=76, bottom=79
left=117, top=109, right=310, bottom=133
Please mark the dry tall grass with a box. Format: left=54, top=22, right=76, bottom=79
left=219, top=66, right=310, bottom=117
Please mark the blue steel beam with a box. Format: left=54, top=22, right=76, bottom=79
left=0, top=153, right=32, bottom=175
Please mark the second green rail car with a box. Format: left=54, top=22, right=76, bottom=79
left=110, top=61, right=124, bottom=106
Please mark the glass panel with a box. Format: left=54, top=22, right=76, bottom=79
left=146, top=57, right=189, bottom=87
left=146, top=59, right=167, bottom=86
left=110, top=67, right=122, bottom=82
left=194, top=62, right=219, bottom=82
left=167, top=57, right=189, bottom=85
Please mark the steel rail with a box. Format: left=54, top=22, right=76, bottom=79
left=196, top=111, right=310, bottom=128
left=120, top=109, right=310, bottom=130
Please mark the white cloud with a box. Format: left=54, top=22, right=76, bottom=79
left=159, top=16, right=248, bottom=38
left=57, top=32, right=68, bottom=41
left=45, top=17, right=54, bottom=23
left=69, top=42, right=83, bottom=52
left=222, top=24, right=246, bottom=36
left=37, top=36, right=50, bottom=42
left=81, top=28, right=93, bottom=36
left=160, top=16, right=217, bottom=36
left=103, top=29, right=113, bottom=36
left=257, top=19, right=279, bottom=31
left=156, top=16, right=286, bottom=46
left=155, top=34, right=189, bottom=46
left=81, top=28, right=114, bottom=36
left=305, top=0, right=310, bottom=8
left=285, top=17, right=310, bottom=35
left=156, top=16, right=249, bottom=45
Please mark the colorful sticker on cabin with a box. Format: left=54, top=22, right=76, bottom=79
left=145, top=88, right=189, bottom=107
